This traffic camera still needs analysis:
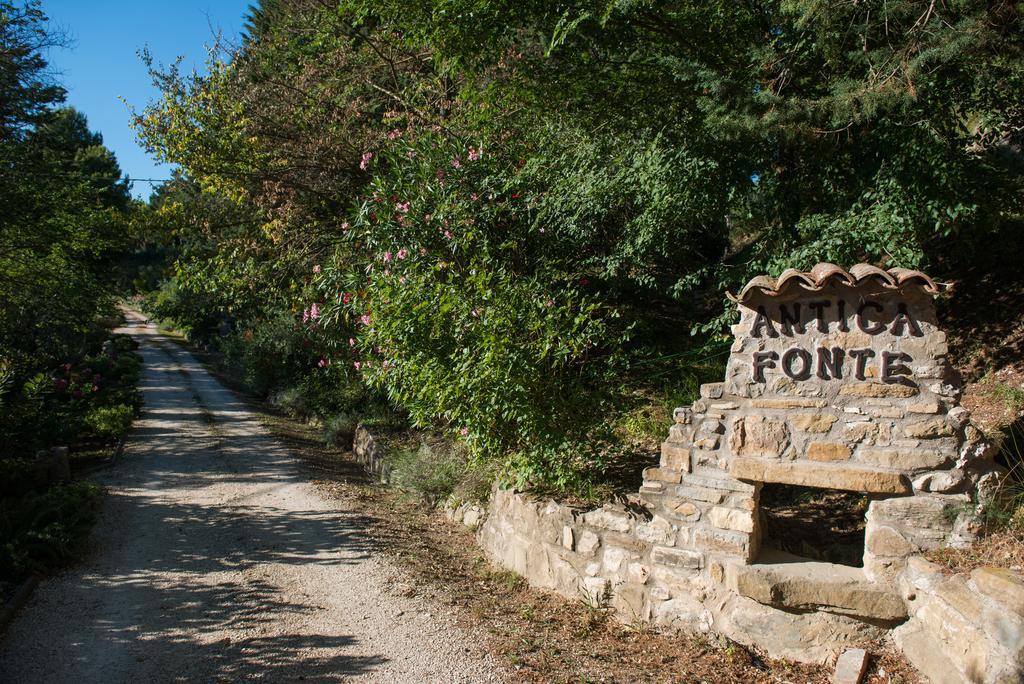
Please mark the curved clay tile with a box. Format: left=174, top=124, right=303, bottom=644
left=728, top=274, right=780, bottom=302
left=775, top=268, right=819, bottom=291
left=729, top=263, right=946, bottom=303
left=848, top=263, right=897, bottom=287
left=888, top=268, right=944, bottom=294
left=808, top=263, right=854, bottom=286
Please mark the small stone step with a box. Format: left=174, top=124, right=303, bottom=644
left=833, top=647, right=868, bottom=684
left=731, top=549, right=907, bottom=622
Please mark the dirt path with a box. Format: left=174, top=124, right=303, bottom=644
left=0, top=312, right=503, bottom=683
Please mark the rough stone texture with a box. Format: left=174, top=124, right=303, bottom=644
left=729, top=551, right=906, bottom=622
left=354, top=425, right=391, bottom=483
left=893, top=566, right=1024, bottom=683
left=833, top=648, right=869, bottom=684
left=729, top=457, right=910, bottom=494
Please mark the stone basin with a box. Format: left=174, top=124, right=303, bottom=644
left=730, top=548, right=908, bottom=623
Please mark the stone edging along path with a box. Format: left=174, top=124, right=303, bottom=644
left=366, top=264, right=1024, bottom=684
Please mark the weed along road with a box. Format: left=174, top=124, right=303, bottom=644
left=0, top=311, right=502, bottom=683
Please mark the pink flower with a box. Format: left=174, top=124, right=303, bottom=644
left=317, top=357, right=329, bottom=368
left=468, top=146, right=480, bottom=161
left=470, top=192, right=478, bottom=201
left=342, top=292, right=352, bottom=304
left=360, top=314, right=371, bottom=326
left=444, top=230, right=453, bottom=240
left=424, top=214, right=432, bottom=222
left=459, top=427, right=469, bottom=436
left=396, top=201, right=410, bottom=213
left=545, top=298, right=554, bottom=307
left=349, top=337, right=356, bottom=347
left=354, top=361, right=362, bottom=370
left=399, top=276, right=406, bottom=284
left=313, top=264, right=321, bottom=273
left=302, top=308, right=310, bottom=323
left=360, top=151, right=373, bottom=170
left=387, top=128, right=402, bottom=139
left=419, top=247, right=428, bottom=256
left=451, top=155, right=461, bottom=169
left=310, top=303, right=320, bottom=320
left=397, top=248, right=408, bottom=260
left=382, top=360, right=391, bottom=369
left=383, top=251, right=393, bottom=263
left=471, top=308, right=480, bottom=317
left=407, top=150, right=417, bottom=159
left=341, top=221, right=349, bottom=231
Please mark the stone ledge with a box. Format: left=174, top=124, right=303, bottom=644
left=730, top=550, right=907, bottom=622
left=729, top=456, right=910, bottom=494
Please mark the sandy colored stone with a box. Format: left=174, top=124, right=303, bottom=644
left=790, top=414, right=838, bottom=433
left=643, top=466, right=682, bottom=484
left=635, top=517, right=675, bottom=545
left=906, top=398, right=941, bottom=414
left=833, top=648, right=869, bottom=684
left=708, top=506, right=756, bottom=533
left=674, top=484, right=725, bottom=504
left=891, top=619, right=964, bottom=684
left=582, top=508, right=633, bottom=533
left=903, top=418, right=954, bottom=439
left=731, top=553, right=906, bottom=622
left=838, top=383, right=918, bottom=398
left=729, top=456, right=910, bottom=494
left=562, top=526, right=574, bottom=550
left=660, top=442, right=691, bottom=472
left=858, top=448, right=951, bottom=471
left=807, top=442, right=852, bottom=462
left=668, top=500, right=700, bottom=520
left=971, top=567, right=1024, bottom=618
left=691, top=527, right=753, bottom=560
left=841, top=421, right=878, bottom=443
left=627, top=562, right=650, bottom=585
left=576, top=530, right=601, bottom=556
left=750, top=398, right=828, bottom=409
left=651, top=546, right=703, bottom=570
left=865, top=524, right=915, bottom=557
left=867, top=496, right=955, bottom=539
left=733, top=415, right=790, bottom=458
left=865, top=405, right=905, bottom=419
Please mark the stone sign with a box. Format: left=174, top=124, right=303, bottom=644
left=479, top=263, right=1017, bottom=678
left=642, top=263, right=1000, bottom=576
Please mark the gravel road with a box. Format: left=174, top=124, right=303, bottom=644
left=0, top=312, right=503, bottom=683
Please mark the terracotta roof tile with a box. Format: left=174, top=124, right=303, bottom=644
left=728, top=263, right=946, bottom=302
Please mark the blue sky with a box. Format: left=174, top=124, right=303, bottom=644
left=42, top=0, right=252, bottom=199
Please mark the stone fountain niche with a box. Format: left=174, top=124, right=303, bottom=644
left=642, top=263, right=999, bottom=630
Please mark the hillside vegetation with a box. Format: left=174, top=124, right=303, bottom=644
left=132, top=0, right=1024, bottom=495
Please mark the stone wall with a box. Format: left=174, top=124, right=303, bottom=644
left=473, top=265, right=1023, bottom=682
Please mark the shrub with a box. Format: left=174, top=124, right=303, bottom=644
left=391, top=442, right=469, bottom=506
left=0, top=481, right=102, bottom=582
left=316, top=132, right=628, bottom=491
left=84, top=404, right=134, bottom=439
